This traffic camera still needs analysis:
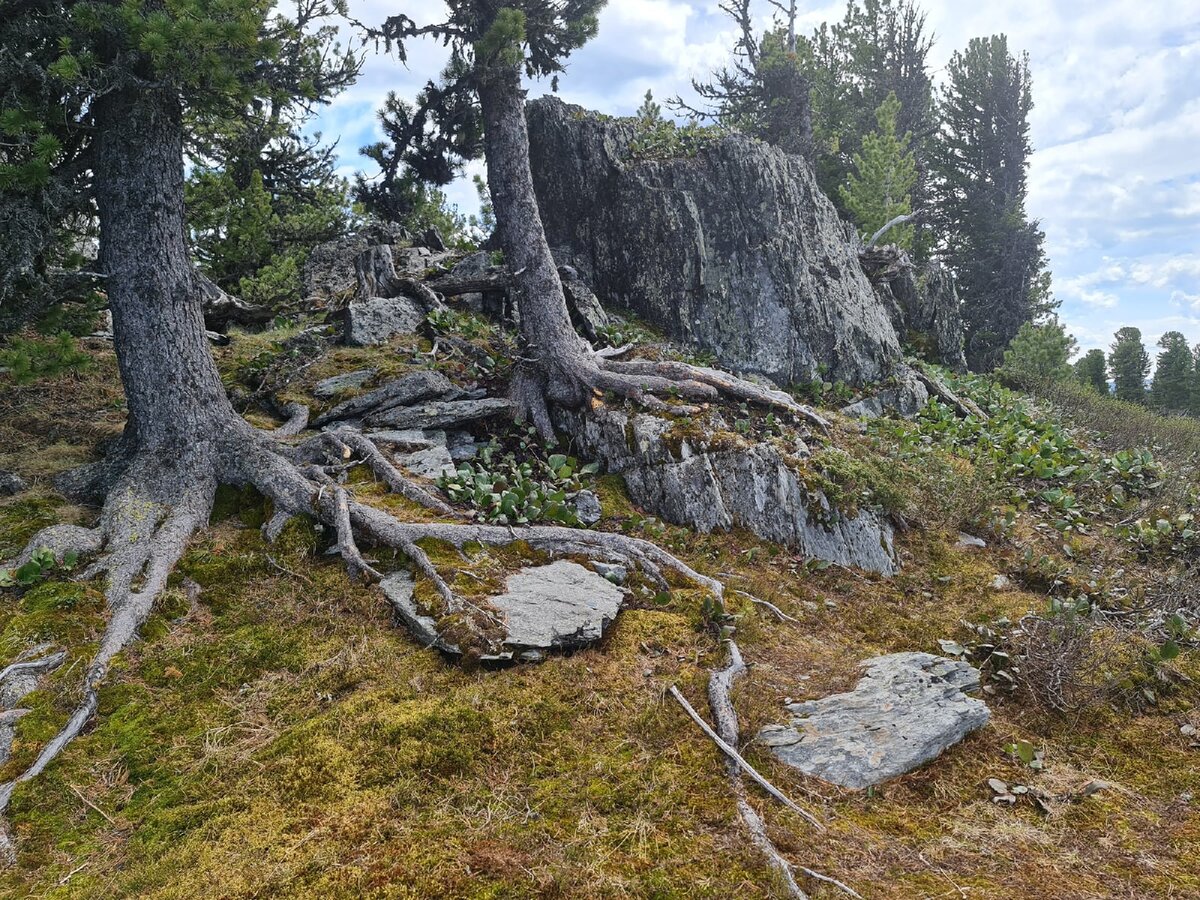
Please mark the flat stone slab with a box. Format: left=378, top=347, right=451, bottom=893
left=758, top=652, right=990, bottom=789
left=366, top=398, right=514, bottom=430
left=396, top=445, right=456, bottom=480
left=313, top=369, right=375, bottom=399
left=343, top=295, right=425, bottom=346
left=380, top=561, right=624, bottom=661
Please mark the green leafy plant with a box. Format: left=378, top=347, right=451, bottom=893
left=0, top=546, right=78, bottom=588
left=0, top=332, right=92, bottom=383
left=438, top=443, right=598, bottom=526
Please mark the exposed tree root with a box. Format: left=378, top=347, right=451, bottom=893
left=680, top=641, right=863, bottom=900
left=2, top=416, right=741, bottom=821
left=515, top=346, right=830, bottom=441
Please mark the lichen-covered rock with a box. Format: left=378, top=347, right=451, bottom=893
left=866, top=249, right=967, bottom=372
left=759, top=652, right=990, bottom=789
left=0, top=471, right=27, bottom=497
left=314, top=370, right=456, bottom=427
left=527, top=96, right=902, bottom=387
left=380, top=561, right=624, bottom=660
left=395, top=445, right=456, bottom=480
left=303, top=233, right=369, bottom=300
left=366, top=398, right=514, bottom=430
left=839, top=363, right=929, bottom=419
left=558, top=406, right=898, bottom=574
left=342, top=296, right=424, bottom=346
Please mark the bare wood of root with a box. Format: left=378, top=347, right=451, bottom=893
left=676, top=641, right=864, bottom=899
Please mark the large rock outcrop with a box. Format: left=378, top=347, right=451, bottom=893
left=526, top=96, right=902, bottom=387
left=558, top=405, right=898, bottom=575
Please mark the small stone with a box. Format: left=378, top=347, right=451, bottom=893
left=592, top=562, right=628, bottom=584
left=987, top=778, right=1009, bottom=794
left=491, top=561, right=625, bottom=650
left=0, top=471, right=28, bottom=496
left=1080, top=779, right=1111, bottom=798
left=573, top=489, right=602, bottom=525
left=395, top=445, right=457, bottom=480
left=422, top=225, right=447, bottom=252
left=313, top=369, right=375, bottom=399
left=1181, top=724, right=1197, bottom=737
left=365, top=429, right=447, bottom=451
left=990, top=574, right=1013, bottom=590
left=956, top=532, right=987, bottom=549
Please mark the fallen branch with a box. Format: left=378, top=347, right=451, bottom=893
left=67, top=783, right=117, bottom=826
left=867, top=211, right=920, bottom=248
left=735, top=590, right=799, bottom=623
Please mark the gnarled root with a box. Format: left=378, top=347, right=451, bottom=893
left=514, top=349, right=830, bottom=441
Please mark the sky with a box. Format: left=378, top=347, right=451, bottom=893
left=313, top=1, right=1200, bottom=364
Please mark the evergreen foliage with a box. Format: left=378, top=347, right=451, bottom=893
left=933, top=35, right=1052, bottom=372
left=636, top=89, right=663, bottom=124
left=1074, top=348, right=1109, bottom=395
left=996, top=319, right=1076, bottom=386
left=838, top=91, right=917, bottom=248
left=1109, top=327, right=1150, bottom=404
left=1151, top=331, right=1193, bottom=412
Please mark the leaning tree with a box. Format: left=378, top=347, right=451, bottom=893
left=0, top=0, right=826, bottom=838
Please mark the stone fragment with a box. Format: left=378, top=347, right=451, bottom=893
left=490, top=561, right=624, bottom=650
left=0, top=471, right=28, bottom=497
left=366, top=398, right=514, bottom=430
left=381, top=561, right=626, bottom=659
left=572, top=489, right=602, bottom=525
left=591, top=562, right=628, bottom=584
left=395, top=445, right=456, bottom=480
left=364, top=429, right=447, bottom=451
left=991, top=574, right=1013, bottom=590
left=759, top=652, right=990, bottom=789
left=313, top=369, right=375, bottom=399
left=956, top=533, right=987, bottom=549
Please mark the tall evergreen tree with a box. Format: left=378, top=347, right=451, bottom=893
left=933, top=35, right=1052, bottom=372
left=1151, top=331, right=1194, bottom=411
left=1109, top=327, right=1151, bottom=404
left=676, top=0, right=814, bottom=157
left=838, top=91, right=917, bottom=248
left=1073, top=348, right=1109, bottom=394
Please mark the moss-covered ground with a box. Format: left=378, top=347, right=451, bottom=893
left=1, top=330, right=1198, bottom=898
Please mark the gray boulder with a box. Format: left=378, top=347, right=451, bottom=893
left=759, top=652, right=990, bottom=789
left=381, top=561, right=625, bottom=660
left=558, top=265, right=609, bottom=342
left=527, top=96, right=902, bottom=387
left=396, top=445, right=457, bottom=480
left=572, top=489, right=603, bottom=525
left=558, top=406, right=898, bottom=574
left=303, top=233, right=369, bottom=300
left=342, top=295, right=425, bottom=346
left=839, top=363, right=930, bottom=419
left=864, top=247, right=967, bottom=372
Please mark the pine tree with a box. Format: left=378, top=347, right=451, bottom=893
left=933, top=35, right=1052, bottom=372
left=1108, top=327, right=1151, bottom=404
left=1073, top=348, right=1109, bottom=394
left=1151, top=331, right=1193, bottom=411
left=996, top=319, right=1076, bottom=386
left=636, top=89, right=663, bottom=124
left=838, top=91, right=917, bottom=248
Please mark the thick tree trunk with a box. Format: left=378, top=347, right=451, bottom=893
left=94, top=87, right=236, bottom=454
left=477, top=67, right=590, bottom=409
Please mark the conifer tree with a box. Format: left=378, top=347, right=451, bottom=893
left=933, top=35, right=1052, bottom=372
left=636, top=89, right=663, bottom=124
left=1073, top=348, right=1109, bottom=394
left=996, top=319, right=1075, bottom=386
left=838, top=91, right=917, bottom=248
left=1109, top=327, right=1150, bottom=404
left=1151, top=331, right=1193, bottom=411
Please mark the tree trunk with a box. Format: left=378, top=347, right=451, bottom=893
left=93, top=87, right=236, bottom=455
left=476, top=66, right=590, bottom=410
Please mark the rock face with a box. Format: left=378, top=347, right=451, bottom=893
left=526, top=96, right=902, bottom=387
left=863, top=247, right=967, bottom=372
left=381, top=561, right=625, bottom=661
left=313, top=369, right=376, bottom=400
left=759, top=652, right=990, bottom=789
left=559, top=406, right=898, bottom=574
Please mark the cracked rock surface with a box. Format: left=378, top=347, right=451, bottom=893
left=759, top=652, right=990, bottom=789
